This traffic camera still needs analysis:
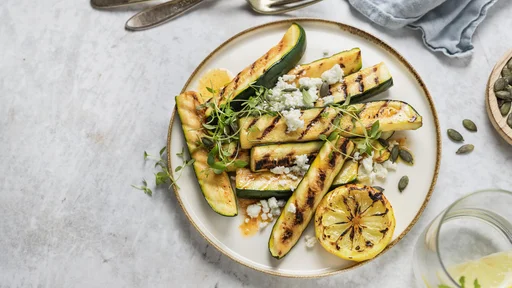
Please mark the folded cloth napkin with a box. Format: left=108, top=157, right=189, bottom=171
left=348, top=0, right=498, bottom=57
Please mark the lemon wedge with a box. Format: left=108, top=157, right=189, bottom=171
left=447, top=251, right=512, bottom=288
left=197, top=68, right=233, bottom=101
left=314, top=184, right=395, bottom=262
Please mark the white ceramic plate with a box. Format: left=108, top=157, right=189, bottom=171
left=167, top=19, right=441, bottom=278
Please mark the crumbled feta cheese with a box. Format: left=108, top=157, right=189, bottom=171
left=277, top=199, right=286, bottom=208
left=278, top=180, right=288, bottom=187
left=321, top=64, right=344, bottom=85
left=305, top=235, right=317, bottom=248
left=383, top=160, right=397, bottom=171
left=361, top=154, right=374, bottom=173
left=368, top=171, right=376, bottom=184
left=286, top=173, right=299, bottom=180
left=270, top=166, right=290, bottom=175
left=282, top=74, right=296, bottom=82
left=261, top=213, right=268, bottom=221
left=292, top=154, right=310, bottom=175
left=287, top=203, right=296, bottom=213
left=353, top=151, right=362, bottom=162
left=260, top=199, right=270, bottom=213
left=322, top=95, right=334, bottom=105
left=388, top=140, right=399, bottom=149
left=245, top=218, right=249, bottom=223
left=306, top=86, right=319, bottom=105
left=267, top=213, right=273, bottom=219
left=246, top=204, right=262, bottom=219
left=271, top=207, right=281, bottom=217
left=298, top=77, right=323, bottom=89
left=259, top=222, right=268, bottom=229
left=268, top=197, right=279, bottom=209
left=373, top=163, right=388, bottom=179
left=282, top=109, right=304, bottom=132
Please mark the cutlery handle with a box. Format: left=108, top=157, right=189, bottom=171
left=91, top=0, right=152, bottom=9
left=126, top=0, right=204, bottom=31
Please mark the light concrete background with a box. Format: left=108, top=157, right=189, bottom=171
left=1, top=0, right=511, bottom=287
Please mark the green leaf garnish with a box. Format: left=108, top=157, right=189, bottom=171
left=319, top=135, right=327, bottom=141
left=144, top=151, right=149, bottom=160
left=473, top=279, right=480, bottom=288
left=206, top=87, right=216, bottom=94
left=159, top=146, right=167, bottom=157
left=234, top=160, right=248, bottom=168
left=302, top=89, right=314, bottom=106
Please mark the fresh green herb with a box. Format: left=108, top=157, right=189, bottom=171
left=131, top=179, right=153, bottom=196
left=206, top=87, right=216, bottom=94
left=302, top=89, right=314, bottom=106
left=437, top=276, right=481, bottom=288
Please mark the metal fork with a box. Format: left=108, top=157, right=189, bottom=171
left=247, top=0, right=323, bottom=14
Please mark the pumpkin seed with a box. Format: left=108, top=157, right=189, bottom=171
left=282, top=88, right=298, bottom=93
left=390, top=146, right=399, bottom=163
left=447, top=128, right=464, bottom=142
left=506, top=76, right=512, bottom=85
left=398, top=176, right=409, bottom=193
left=501, top=102, right=511, bottom=116
left=496, top=90, right=512, bottom=100
left=201, top=137, right=214, bottom=147
left=320, top=81, right=330, bottom=98
left=456, top=144, right=474, bottom=155
left=508, top=58, right=512, bottom=67
left=462, top=119, right=477, bottom=132
left=508, top=61, right=512, bottom=70
left=508, top=114, right=512, bottom=129
left=373, top=186, right=385, bottom=193
left=398, top=148, right=414, bottom=164
left=494, top=78, right=508, bottom=91
left=503, top=68, right=512, bottom=77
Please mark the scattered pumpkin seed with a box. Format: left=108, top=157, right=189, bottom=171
left=508, top=114, right=512, bottom=129
left=496, top=90, right=512, bottom=100
left=447, top=129, right=464, bottom=142
left=282, top=88, right=298, bottom=93
left=501, top=102, right=511, bottom=116
left=462, top=119, right=477, bottom=132
left=378, top=138, right=389, bottom=148
left=398, top=176, right=409, bottom=192
left=201, top=137, right=214, bottom=147
left=503, top=68, right=512, bottom=77
left=390, top=146, right=399, bottom=163
left=506, top=76, right=512, bottom=85
left=320, top=81, right=330, bottom=98
left=398, top=148, right=414, bottom=164
left=456, top=144, right=474, bottom=155
left=494, top=78, right=508, bottom=91
left=373, top=186, right=385, bottom=193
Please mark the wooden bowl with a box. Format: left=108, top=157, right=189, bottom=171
left=486, top=49, right=512, bottom=145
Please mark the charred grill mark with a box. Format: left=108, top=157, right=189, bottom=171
left=257, top=116, right=280, bottom=140
left=295, top=210, right=304, bottom=225
left=372, top=208, right=389, bottom=217
left=282, top=229, right=293, bottom=242
left=369, top=191, right=383, bottom=202
left=295, top=69, right=305, bottom=76
left=307, top=189, right=315, bottom=208
left=373, top=66, right=378, bottom=72
left=307, top=153, right=317, bottom=163
left=340, top=63, right=345, bottom=69
left=319, top=62, right=324, bottom=67
left=366, top=240, right=374, bottom=247
left=355, top=74, right=364, bottom=92
left=254, top=155, right=270, bottom=171
left=356, top=50, right=361, bottom=60
left=409, top=115, right=418, bottom=123
left=299, top=108, right=325, bottom=140
left=318, top=170, right=326, bottom=182
left=380, top=228, right=389, bottom=236
left=329, top=151, right=338, bottom=167
left=190, top=93, right=200, bottom=105
left=341, top=83, right=348, bottom=97
left=249, top=62, right=256, bottom=75
left=349, top=227, right=355, bottom=241
left=374, top=77, right=379, bottom=84
left=355, top=245, right=360, bottom=251
left=246, top=118, right=259, bottom=130
left=377, top=101, right=389, bottom=117
left=340, top=139, right=350, bottom=155
left=264, top=53, right=270, bottom=61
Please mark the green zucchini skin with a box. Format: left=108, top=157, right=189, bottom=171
left=331, top=160, right=358, bottom=187
left=250, top=141, right=323, bottom=172
left=315, top=62, right=393, bottom=107
left=239, top=100, right=422, bottom=149
left=209, top=23, right=307, bottom=113
left=235, top=168, right=300, bottom=199
left=176, top=91, right=238, bottom=217
left=268, top=136, right=355, bottom=259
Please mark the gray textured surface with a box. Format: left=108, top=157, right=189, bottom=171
left=1, top=0, right=512, bottom=287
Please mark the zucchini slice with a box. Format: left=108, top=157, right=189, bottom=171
left=209, top=23, right=306, bottom=113
left=285, top=48, right=362, bottom=83
left=220, top=142, right=250, bottom=172
left=239, top=100, right=422, bottom=149
left=176, top=91, right=237, bottom=216
left=235, top=168, right=300, bottom=199
left=250, top=141, right=323, bottom=172
left=315, top=62, right=393, bottom=107
left=332, top=160, right=359, bottom=187
left=268, top=136, right=355, bottom=259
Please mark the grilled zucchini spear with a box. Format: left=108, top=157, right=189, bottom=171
left=250, top=141, right=323, bottom=172
left=269, top=136, right=355, bottom=259
left=176, top=91, right=237, bottom=216
left=239, top=100, right=422, bottom=149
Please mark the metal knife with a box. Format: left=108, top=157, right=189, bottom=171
left=91, top=0, right=153, bottom=9
left=125, top=0, right=204, bottom=31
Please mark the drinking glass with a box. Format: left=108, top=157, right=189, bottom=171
left=413, top=189, right=512, bottom=288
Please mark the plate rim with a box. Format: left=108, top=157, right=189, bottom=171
left=166, top=18, right=442, bottom=278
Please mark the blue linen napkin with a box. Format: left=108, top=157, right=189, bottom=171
left=347, top=0, right=498, bottom=57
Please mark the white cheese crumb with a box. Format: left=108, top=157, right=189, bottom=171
left=287, top=203, right=297, bottom=213
left=322, top=95, right=334, bottom=105
left=259, top=222, right=269, bottom=229
left=260, top=199, right=270, bottom=213
left=298, top=77, right=323, bottom=89
left=321, top=64, right=344, bottom=85
left=270, top=166, right=290, bottom=175
left=353, top=151, right=362, bottom=162
left=267, top=213, right=273, bottom=219
left=268, top=197, right=278, bottom=209
left=368, top=172, right=376, bottom=184
left=388, top=140, right=399, bottom=149
left=361, top=154, right=374, bottom=173
left=278, top=180, right=288, bottom=187
left=277, top=200, right=286, bottom=208
left=245, top=218, right=249, bottom=223
left=261, top=213, right=268, bottom=221
left=271, top=207, right=281, bottom=217
left=286, top=173, right=299, bottom=180
left=305, top=235, right=317, bottom=248
left=246, top=204, right=262, bottom=219
left=282, top=109, right=304, bottom=132
left=373, top=163, right=388, bottom=179
left=292, top=154, right=310, bottom=175
left=282, top=74, right=296, bottom=82
left=383, top=160, right=397, bottom=171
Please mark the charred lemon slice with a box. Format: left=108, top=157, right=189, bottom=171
left=314, top=184, right=395, bottom=262
left=197, top=68, right=233, bottom=101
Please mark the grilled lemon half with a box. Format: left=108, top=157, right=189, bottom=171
left=314, top=184, right=396, bottom=262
